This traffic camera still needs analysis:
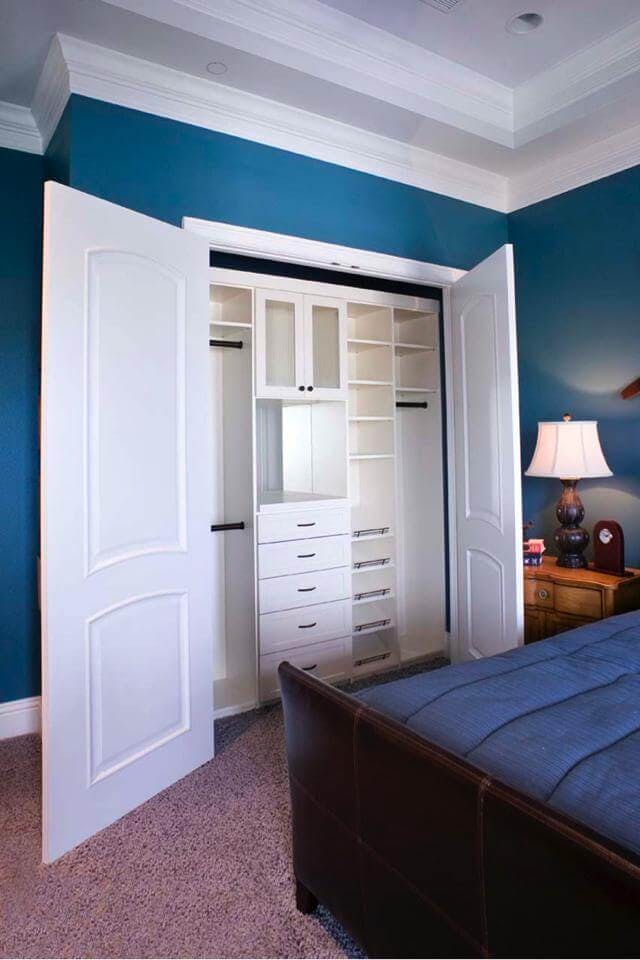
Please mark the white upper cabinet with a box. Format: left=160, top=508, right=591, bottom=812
left=255, top=289, right=347, bottom=400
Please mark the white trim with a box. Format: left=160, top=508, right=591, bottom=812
left=184, top=218, right=465, bottom=285
left=31, top=35, right=70, bottom=153
left=102, top=0, right=513, bottom=144
left=213, top=700, right=257, bottom=720
left=509, top=121, right=640, bottom=212
left=33, top=34, right=508, bottom=212
left=515, top=19, right=640, bottom=142
left=0, top=101, right=42, bottom=154
left=0, top=696, right=41, bottom=740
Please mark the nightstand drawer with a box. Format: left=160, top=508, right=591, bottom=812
left=555, top=584, right=602, bottom=619
left=524, top=578, right=554, bottom=608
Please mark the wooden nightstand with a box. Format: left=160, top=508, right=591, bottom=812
left=524, top=556, right=640, bottom=644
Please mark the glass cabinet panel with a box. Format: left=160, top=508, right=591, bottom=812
left=311, top=304, right=341, bottom=389
left=265, top=299, right=296, bottom=387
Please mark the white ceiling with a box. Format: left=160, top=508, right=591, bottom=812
left=321, top=0, right=640, bottom=86
left=2, top=0, right=640, bottom=213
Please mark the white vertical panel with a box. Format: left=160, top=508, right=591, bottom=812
left=450, top=245, right=523, bottom=661
left=41, top=183, right=212, bottom=862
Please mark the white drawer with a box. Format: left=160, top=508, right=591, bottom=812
left=259, top=567, right=350, bottom=614
left=260, top=637, right=348, bottom=701
left=260, top=598, right=352, bottom=655
left=257, top=506, right=350, bottom=544
left=259, top=534, right=350, bottom=579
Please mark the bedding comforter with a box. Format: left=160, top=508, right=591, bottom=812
left=356, top=611, right=640, bottom=855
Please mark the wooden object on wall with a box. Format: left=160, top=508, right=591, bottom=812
left=523, top=556, right=640, bottom=644
left=621, top=377, right=640, bottom=399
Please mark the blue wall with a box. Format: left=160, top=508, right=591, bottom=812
left=509, top=165, right=640, bottom=566
left=67, top=96, right=508, bottom=269
left=0, top=147, right=44, bottom=703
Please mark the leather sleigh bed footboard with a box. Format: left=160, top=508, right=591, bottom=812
left=278, top=662, right=640, bottom=958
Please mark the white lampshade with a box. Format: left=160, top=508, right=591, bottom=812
left=525, top=419, right=612, bottom=479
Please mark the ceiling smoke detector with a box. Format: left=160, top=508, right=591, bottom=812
left=418, top=0, right=465, bottom=12
left=506, top=12, right=544, bottom=34
left=206, top=61, right=228, bottom=76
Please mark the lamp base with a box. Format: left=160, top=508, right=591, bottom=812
left=553, top=479, right=589, bottom=569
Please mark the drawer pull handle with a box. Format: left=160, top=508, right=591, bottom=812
left=298, top=553, right=316, bottom=558
left=297, top=522, right=316, bottom=527
left=298, top=622, right=317, bottom=629
left=302, top=664, right=317, bottom=671
left=298, top=586, right=317, bottom=592
left=538, top=589, right=549, bottom=600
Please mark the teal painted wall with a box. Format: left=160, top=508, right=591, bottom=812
left=67, top=96, right=508, bottom=269
left=0, top=147, right=44, bottom=703
left=509, top=165, right=640, bottom=566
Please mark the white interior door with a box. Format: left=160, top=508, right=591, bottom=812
left=450, top=244, right=523, bottom=661
left=41, top=183, right=213, bottom=862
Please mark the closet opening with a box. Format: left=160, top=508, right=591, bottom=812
left=208, top=251, right=449, bottom=713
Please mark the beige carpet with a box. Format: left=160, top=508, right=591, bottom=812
left=0, top=705, right=357, bottom=959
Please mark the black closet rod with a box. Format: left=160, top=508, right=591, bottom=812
left=209, top=338, right=243, bottom=349
left=396, top=401, right=428, bottom=409
left=211, top=521, right=245, bottom=532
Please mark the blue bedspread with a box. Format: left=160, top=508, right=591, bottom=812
left=356, top=611, right=640, bottom=856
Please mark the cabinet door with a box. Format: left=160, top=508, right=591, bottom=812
left=524, top=607, right=547, bottom=644
left=255, top=289, right=305, bottom=399
left=547, top=611, right=593, bottom=637
left=304, top=294, right=347, bottom=400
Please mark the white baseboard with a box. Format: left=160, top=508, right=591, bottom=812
left=213, top=699, right=258, bottom=721
left=0, top=695, right=41, bottom=740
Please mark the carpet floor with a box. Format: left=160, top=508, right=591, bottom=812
left=0, top=659, right=447, bottom=959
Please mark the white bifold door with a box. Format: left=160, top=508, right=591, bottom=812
left=41, top=183, right=213, bottom=862
left=450, top=244, right=523, bottom=661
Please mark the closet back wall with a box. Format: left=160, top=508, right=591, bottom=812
left=1, top=94, right=509, bottom=707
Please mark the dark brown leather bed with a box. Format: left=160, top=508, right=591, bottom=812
left=279, top=653, right=640, bottom=958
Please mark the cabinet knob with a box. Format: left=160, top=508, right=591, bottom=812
left=307, top=385, right=314, bottom=392
left=538, top=588, right=549, bottom=600
left=298, top=385, right=305, bottom=391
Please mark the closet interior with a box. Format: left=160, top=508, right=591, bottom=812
left=210, top=269, right=446, bottom=715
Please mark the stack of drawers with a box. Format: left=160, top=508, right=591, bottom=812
left=257, top=504, right=352, bottom=700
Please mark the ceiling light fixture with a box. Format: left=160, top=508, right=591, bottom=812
left=506, top=12, right=544, bottom=34
left=206, top=61, right=228, bottom=76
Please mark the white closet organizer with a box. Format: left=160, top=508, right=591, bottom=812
left=210, top=268, right=446, bottom=713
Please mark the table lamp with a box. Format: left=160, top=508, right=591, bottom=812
left=525, top=414, right=612, bottom=568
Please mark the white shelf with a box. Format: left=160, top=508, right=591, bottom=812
left=349, top=416, right=394, bottom=422
left=258, top=490, right=348, bottom=512
left=349, top=379, right=394, bottom=387
left=395, top=386, right=438, bottom=393
left=348, top=338, right=392, bottom=351
left=211, top=320, right=253, bottom=329
left=394, top=342, right=436, bottom=355
left=349, top=453, right=394, bottom=461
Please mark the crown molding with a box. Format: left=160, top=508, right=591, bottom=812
left=43, top=34, right=508, bottom=211
left=0, top=101, right=41, bottom=154
left=102, top=0, right=514, bottom=145
left=508, top=121, right=640, bottom=212
left=515, top=19, right=640, bottom=143
left=31, top=35, right=71, bottom=151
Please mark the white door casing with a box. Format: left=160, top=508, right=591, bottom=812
left=41, top=183, right=213, bottom=862
left=450, top=244, right=523, bottom=661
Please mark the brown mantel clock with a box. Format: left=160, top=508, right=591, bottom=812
left=593, top=520, right=626, bottom=575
